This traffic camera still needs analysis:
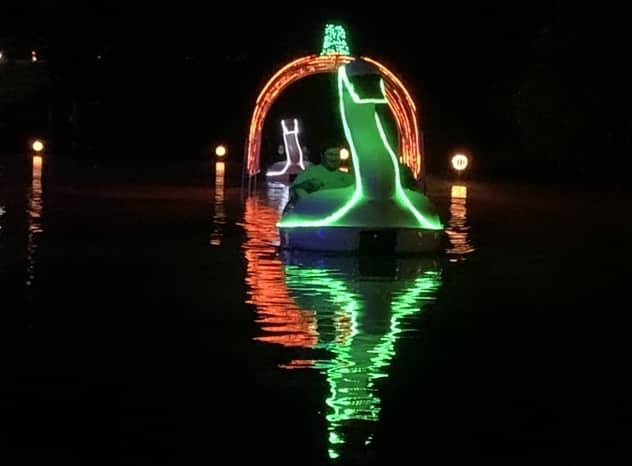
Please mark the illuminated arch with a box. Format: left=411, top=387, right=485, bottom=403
left=361, top=56, right=423, bottom=178
left=245, top=55, right=424, bottom=178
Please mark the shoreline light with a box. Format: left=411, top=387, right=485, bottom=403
left=32, top=140, right=44, bottom=152
left=451, top=153, right=468, bottom=172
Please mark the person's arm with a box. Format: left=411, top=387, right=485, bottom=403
left=290, top=178, right=323, bottom=202
left=290, top=186, right=308, bottom=203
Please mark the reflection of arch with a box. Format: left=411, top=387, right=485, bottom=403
left=242, top=195, right=318, bottom=352
left=245, top=54, right=424, bottom=178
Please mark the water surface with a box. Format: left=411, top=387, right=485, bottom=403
left=1, top=157, right=630, bottom=465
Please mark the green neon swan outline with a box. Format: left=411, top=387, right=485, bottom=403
left=278, top=64, right=443, bottom=230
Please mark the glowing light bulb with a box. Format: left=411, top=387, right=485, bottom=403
left=32, top=140, right=44, bottom=152
left=215, top=145, right=227, bottom=157
left=339, top=148, right=350, bottom=161
left=451, top=154, right=468, bottom=171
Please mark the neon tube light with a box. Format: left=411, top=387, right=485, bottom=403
left=278, top=65, right=441, bottom=230
left=244, top=57, right=420, bottom=178
left=267, top=118, right=306, bottom=176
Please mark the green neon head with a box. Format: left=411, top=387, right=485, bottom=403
left=320, top=24, right=351, bottom=56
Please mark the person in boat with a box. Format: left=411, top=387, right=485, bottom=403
left=288, top=146, right=354, bottom=203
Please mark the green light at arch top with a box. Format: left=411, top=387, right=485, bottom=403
left=320, top=24, right=351, bottom=56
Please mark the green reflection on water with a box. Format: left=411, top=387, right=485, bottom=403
left=282, top=258, right=441, bottom=459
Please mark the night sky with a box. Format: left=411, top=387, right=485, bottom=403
left=1, top=2, right=629, bottom=182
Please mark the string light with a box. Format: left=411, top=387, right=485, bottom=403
left=361, top=56, right=422, bottom=177
left=246, top=54, right=354, bottom=176
left=245, top=25, right=423, bottom=179
left=320, top=24, right=351, bottom=56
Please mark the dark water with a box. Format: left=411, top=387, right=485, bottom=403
left=1, top=157, right=631, bottom=465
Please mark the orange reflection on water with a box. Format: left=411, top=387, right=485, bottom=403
left=26, top=155, right=44, bottom=286
left=333, top=311, right=353, bottom=345
left=210, top=161, right=226, bottom=246
left=32, top=154, right=43, bottom=170
left=242, top=195, right=318, bottom=354
left=278, top=359, right=317, bottom=370
left=446, top=184, right=475, bottom=256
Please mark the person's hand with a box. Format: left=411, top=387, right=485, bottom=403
left=305, top=178, right=324, bottom=192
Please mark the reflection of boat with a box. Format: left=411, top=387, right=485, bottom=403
left=278, top=63, right=444, bottom=254
left=280, top=251, right=442, bottom=460
left=242, top=189, right=443, bottom=460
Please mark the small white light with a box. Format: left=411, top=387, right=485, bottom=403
left=32, top=140, right=44, bottom=152
left=451, top=154, right=468, bottom=171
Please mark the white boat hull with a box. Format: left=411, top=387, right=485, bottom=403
left=279, top=226, right=444, bottom=254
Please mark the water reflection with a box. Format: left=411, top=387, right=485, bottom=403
left=266, top=182, right=289, bottom=214
left=0, top=204, right=5, bottom=238
left=0, top=164, right=5, bottom=267
left=445, top=184, right=475, bottom=257
left=26, top=155, right=44, bottom=287
left=241, top=191, right=318, bottom=352
left=282, top=253, right=441, bottom=459
left=242, top=189, right=442, bottom=460
left=210, top=161, right=226, bottom=246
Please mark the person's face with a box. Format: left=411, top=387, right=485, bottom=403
left=322, top=150, right=341, bottom=170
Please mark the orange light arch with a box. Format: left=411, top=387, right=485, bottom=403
left=245, top=54, right=424, bottom=178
